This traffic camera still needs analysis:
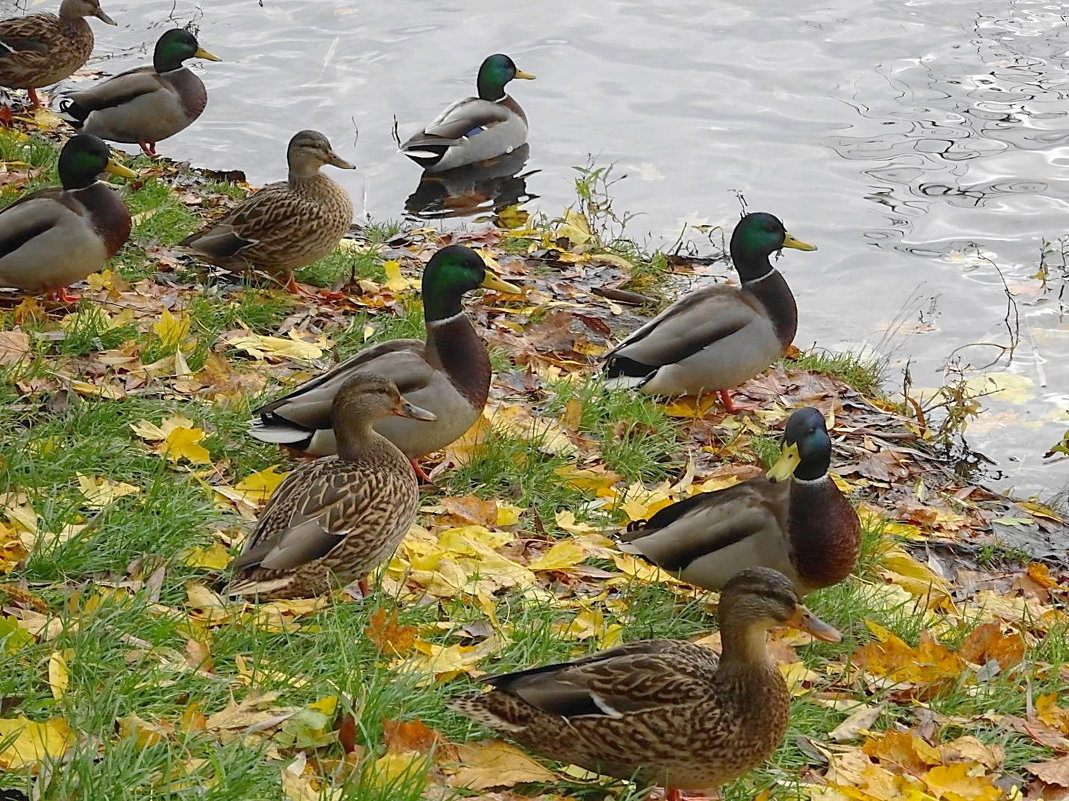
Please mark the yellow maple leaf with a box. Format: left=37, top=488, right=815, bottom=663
left=76, top=473, right=141, bottom=510
left=234, top=465, right=289, bottom=504
left=182, top=541, right=232, bottom=570
left=922, top=763, right=1001, bottom=801
left=495, top=503, right=524, bottom=526
left=362, top=750, right=428, bottom=792
left=228, top=331, right=330, bottom=363
left=0, top=716, right=73, bottom=769
left=153, top=309, right=191, bottom=350
left=527, top=540, right=588, bottom=572
left=0, top=521, right=29, bottom=575
left=164, top=426, right=211, bottom=464
left=447, top=741, right=557, bottom=790
left=382, top=259, right=419, bottom=293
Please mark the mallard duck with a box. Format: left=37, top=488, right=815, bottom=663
left=603, top=212, right=816, bottom=411
left=248, top=244, right=520, bottom=479
left=178, top=129, right=354, bottom=294
left=401, top=53, right=535, bottom=173
left=450, top=567, right=841, bottom=801
left=0, top=133, right=134, bottom=302
left=0, top=0, right=115, bottom=109
left=58, top=28, right=220, bottom=158
left=225, top=374, right=435, bottom=600
left=619, top=407, right=860, bottom=596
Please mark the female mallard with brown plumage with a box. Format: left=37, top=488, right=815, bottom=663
left=179, top=129, right=354, bottom=294
left=248, top=245, right=520, bottom=479
left=450, top=567, right=841, bottom=801
left=603, top=212, right=815, bottom=412
left=58, top=28, right=220, bottom=158
left=225, top=375, right=435, bottom=600
left=0, top=133, right=134, bottom=302
left=619, top=406, right=861, bottom=597
left=0, top=0, right=115, bottom=109
left=401, top=53, right=535, bottom=173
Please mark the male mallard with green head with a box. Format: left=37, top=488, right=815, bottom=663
left=0, top=133, right=134, bottom=302
left=603, top=212, right=815, bottom=411
left=0, top=0, right=115, bottom=109
left=59, top=28, right=221, bottom=158
left=401, top=53, right=535, bottom=173
left=226, top=375, right=435, bottom=600
left=619, top=406, right=861, bottom=596
left=450, top=567, right=841, bottom=801
left=179, top=129, right=354, bottom=294
left=249, top=244, right=520, bottom=479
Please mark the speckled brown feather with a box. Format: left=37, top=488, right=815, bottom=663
left=0, top=9, right=93, bottom=90
left=182, top=171, right=352, bottom=279
left=449, top=570, right=811, bottom=793
left=226, top=421, right=417, bottom=600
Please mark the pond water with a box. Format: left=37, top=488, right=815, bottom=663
left=15, top=0, right=1069, bottom=500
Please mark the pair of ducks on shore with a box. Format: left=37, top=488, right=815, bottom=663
left=224, top=225, right=859, bottom=800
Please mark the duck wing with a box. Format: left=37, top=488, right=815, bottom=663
left=230, top=458, right=391, bottom=573
left=478, top=640, right=719, bottom=719
left=604, top=285, right=760, bottom=377
left=402, top=97, right=511, bottom=151
left=178, top=182, right=290, bottom=259
left=0, top=189, right=70, bottom=257
left=249, top=341, right=433, bottom=444
left=60, top=66, right=163, bottom=122
left=619, top=479, right=791, bottom=587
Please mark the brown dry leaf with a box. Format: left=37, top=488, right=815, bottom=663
left=957, top=621, right=1025, bottom=670
left=0, top=331, right=30, bottom=366
left=941, top=736, right=1004, bottom=771
left=1027, top=756, right=1069, bottom=787
left=366, top=608, right=418, bottom=656
left=441, top=495, right=498, bottom=527
left=382, top=718, right=440, bottom=754
left=829, top=703, right=885, bottom=743
left=447, top=741, right=558, bottom=790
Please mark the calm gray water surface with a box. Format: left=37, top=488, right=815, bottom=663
left=31, top=0, right=1069, bottom=498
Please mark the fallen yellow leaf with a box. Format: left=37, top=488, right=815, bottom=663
left=447, top=740, right=557, bottom=790
left=0, top=716, right=73, bottom=769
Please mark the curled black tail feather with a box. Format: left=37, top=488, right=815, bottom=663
left=57, top=97, right=89, bottom=127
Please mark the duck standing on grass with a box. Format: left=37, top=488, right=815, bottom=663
left=178, top=129, right=354, bottom=294
left=226, top=375, right=435, bottom=600
left=0, top=0, right=115, bottom=111
left=58, top=28, right=220, bottom=158
left=0, top=133, right=134, bottom=302
left=401, top=53, right=535, bottom=173
left=619, top=406, right=861, bottom=597
left=248, top=244, right=520, bottom=480
left=450, top=567, right=841, bottom=801
left=603, top=212, right=815, bottom=412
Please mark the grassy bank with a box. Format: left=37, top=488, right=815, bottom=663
left=0, top=121, right=1067, bottom=801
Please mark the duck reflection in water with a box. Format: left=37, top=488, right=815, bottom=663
left=405, top=145, right=538, bottom=221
